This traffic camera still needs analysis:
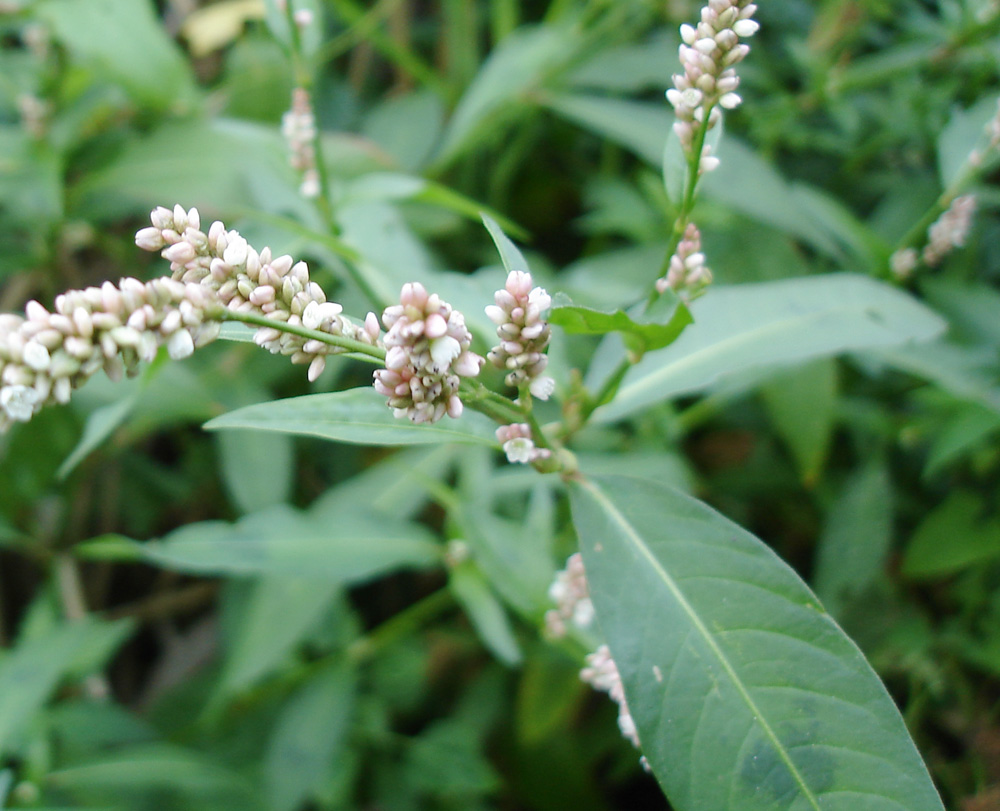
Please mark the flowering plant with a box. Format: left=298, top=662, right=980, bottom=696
left=1, top=0, right=998, bottom=808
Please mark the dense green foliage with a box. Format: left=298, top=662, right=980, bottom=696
left=1, top=0, right=999, bottom=809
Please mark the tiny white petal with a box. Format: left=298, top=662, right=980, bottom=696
left=167, top=329, right=195, bottom=359
left=529, top=375, right=556, bottom=400
left=429, top=335, right=460, bottom=369
left=23, top=341, right=51, bottom=371
left=223, top=233, right=249, bottom=266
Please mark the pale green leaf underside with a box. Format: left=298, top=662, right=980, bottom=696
left=203, top=387, right=499, bottom=447
left=77, top=506, right=441, bottom=583
left=570, top=475, right=944, bottom=811
left=592, top=274, right=945, bottom=423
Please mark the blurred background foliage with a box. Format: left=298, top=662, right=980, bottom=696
left=0, top=0, right=1000, bottom=808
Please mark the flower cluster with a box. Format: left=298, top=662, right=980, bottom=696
left=282, top=87, right=320, bottom=198
left=374, top=283, right=483, bottom=423
left=485, top=271, right=554, bottom=400
left=923, top=195, right=976, bottom=267
left=667, top=0, right=759, bottom=174
left=544, top=552, right=594, bottom=638
left=136, top=205, right=379, bottom=382
left=656, top=223, right=712, bottom=298
left=581, top=645, right=642, bottom=754
left=0, top=277, right=219, bottom=429
left=495, top=423, right=551, bottom=466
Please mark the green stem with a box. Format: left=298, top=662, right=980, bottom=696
left=283, top=1, right=338, bottom=234
left=525, top=403, right=554, bottom=451
left=591, top=356, right=631, bottom=414
left=346, top=587, right=455, bottom=663
left=655, top=105, right=715, bottom=288
left=214, top=308, right=387, bottom=361
left=460, top=379, right=526, bottom=424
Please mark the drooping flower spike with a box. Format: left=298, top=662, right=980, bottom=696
left=136, top=205, right=379, bottom=382
left=0, top=277, right=219, bottom=429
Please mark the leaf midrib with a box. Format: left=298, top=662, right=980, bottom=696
left=580, top=477, right=823, bottom=811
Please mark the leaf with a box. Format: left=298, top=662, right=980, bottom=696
left=57, top=394, right=137, bottom=479
left=702, top=139, right=876, bottom=263
left=436, top=25, right=583, bottom=163
left=481, top=213, right=530, bottom=275
left=591, top=274, right=945, bottom=424
left=567, top=31, right=677, bottom=92
left=264, top=660, right=356, bottom=811
left=45, top=744, right=262, bottom=810
left=570, top=475, right=945, bottom=811
left=70, top=119, right=292, bottom=223
left=759, top=359, right=838, bottom=485
left=813, top=459, right=894, bottom=617
left=549, top=291, right=692, bottom=356
left=901, top=491, right=1000, bottom=579
left=215, top=430, right=294, bottom=514
left=937, top=94, right=999, bottom=189
left=204, top=387, right=499, bottom=447
left=362, top=90, right=445, bottom=171
left=924, top=402, right=1000, bottom=478
left=0, top=620, right=127, bottom=758
left=869, top=340, right=1000, bottom=414
left=35, top=0, right=196, bottom=110
left=542, top=93, right=670, bottom=167
left=76, top=505, right=442, bottom=582
left=215, top=577, right=340, bottom=700
left=449, top=562, right=522, bottom=666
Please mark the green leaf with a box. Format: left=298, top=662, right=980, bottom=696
left=45, top=744, right=262, bottom=811
left=542, top=93, right=670, bottom=167
left=436, top=25, right=583, bottom=164
left=870, top=340, right=1000, bottom=414
left=264, top=659, right=356, bottom=811
left=937, top=94, right=999, bottom=189
left=591, top=274, right=945, bottom=423
left=215, top=577, right=340, bottom=700
left=215, top=430, right=294, bottom=515
left=924, top=401, right=1000, bottom=477
left=759, top=359, right=838, bottom=485
left=57, top=395, right=137, bottom=479
left=35, top=0, right=196, bottom=110
left=901, top=491, right=1000, bottom=579
left=702, top=139, right=877, bottom=263
left=76, top=505, right=442, bottom=582
left=0, top=620, right=126, bottom=758
left=362, top=90, right=445, bottom=171
left=813, top=459, right=894, bottom=617
left=450, top=562, right=522, bottom=666
left=549, top=291, right=692, bottom=356
left=482, top=213, right=530, bottom=275
left=567, top=32, right=676, bottom=92
left=570, top=475, right=945, bottom=811
left=204, top=387, right=499, bottom=447
left=70, top=119, right=291, bottom=222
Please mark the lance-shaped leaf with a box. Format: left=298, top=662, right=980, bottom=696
left=569, top=475, right=945, bottom=811
left=549, top=292, right=692, bottom=356
left=204, top=387, right=499, bottom=447
left=591, top=274, right=945, bottom=423
left=76, top=505, right=441, bottom=583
